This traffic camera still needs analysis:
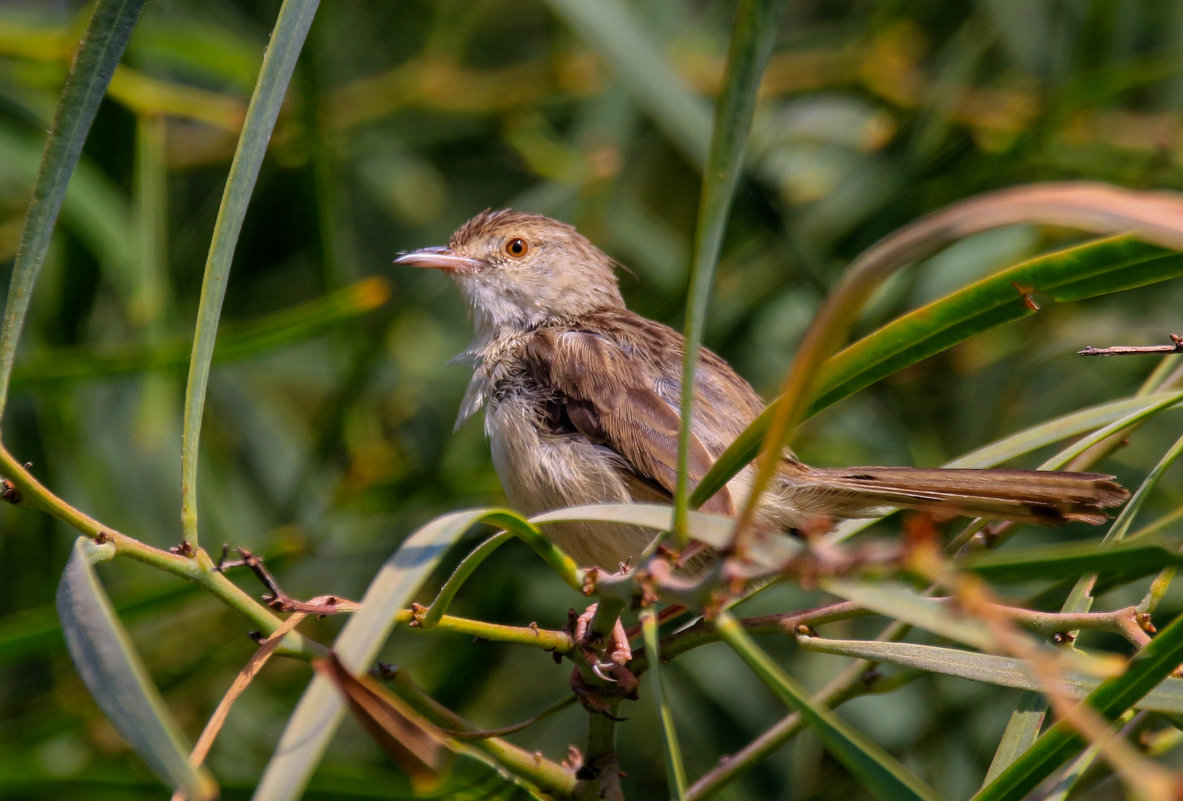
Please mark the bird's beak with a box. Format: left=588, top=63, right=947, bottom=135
left=393, top=246, right=482, bottom=273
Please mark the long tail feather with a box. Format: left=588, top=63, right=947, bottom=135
left=786, top=466, right=1129, bottom=526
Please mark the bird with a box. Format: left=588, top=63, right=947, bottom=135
left=395, top=209, right=1129, bottom=570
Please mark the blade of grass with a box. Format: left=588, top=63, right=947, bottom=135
left=716, top=610, right=941, bottom=801
left=797, top=638, right=1183, bottom=715
left=11, top=277, right=390, bottom=386
left=641, top=608, right=688, bottom=800
left=672, top=0, right=788, bottom=544
left=180, top=0, right=320, bottom=549
left=542, top=0, right=711, bottom=165
left=0, top=0, right=145, bottom=420
left=809, top=237, right=1183, bottom=415
left=57, top=538, right=216, bottom=800
left=701, top=239, right=1183, bottom=511
left=961, top=539, right=1183, bottom=583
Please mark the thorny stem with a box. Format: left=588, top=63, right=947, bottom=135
left=0, top=440, right=580, bottom=795
left=628, top=599, right=1153, bottom=676
left=406, top=608, right=575, bottom=653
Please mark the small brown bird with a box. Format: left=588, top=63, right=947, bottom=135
left=396, top=210, right=1128, bottom=569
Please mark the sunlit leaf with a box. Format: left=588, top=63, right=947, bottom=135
left=798, top=637, right=1183, bottom=715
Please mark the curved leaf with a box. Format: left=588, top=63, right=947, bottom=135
left=672, top=0, right=789, bottom=542
left=961, top=539, right=1183, bottom=584
left=57, top=538, right=215, bottom=800
left=809, top=236, right=1183, bottom=415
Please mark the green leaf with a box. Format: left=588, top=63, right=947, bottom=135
left=983, top=692, right=1047, bottom=785
left=532, top=502, right=800, bottom=565
left=948, top=390, right=1183, bottom=470
left=56, top=538, right=215, bottom=800
left=252, top=508, right=576, bottom=801
left=716, top=611, right=941, bottom=801
left=820, top=579, right=993, bottom=651
left=697, top=179, right=1183, bottom=509
left=0, top=0, right=146, bottom=419
left=973, top=608, right=1183, bottom=801
left=673, top=0, right=789, bottom=542
left=180, top=0, right=320, bottom=548
left=962, top=540, right=1183, bottom=584
left=809, top=237, right=1183, bottom=415
left=797, top=637, right=1183, bottom=716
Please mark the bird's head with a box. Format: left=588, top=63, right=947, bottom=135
left=395, top=209, right=625, bottom=335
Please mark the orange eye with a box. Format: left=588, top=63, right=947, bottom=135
left=504, top=237, right=529, bottom=258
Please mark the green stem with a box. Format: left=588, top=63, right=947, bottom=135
left=0, top=443, right=321, bottom=658
left=384, top=666, right=577, bottom=796
left=641, top=608, right=687, bottom=799
left=405, top=610, right=573, bottom=653
left=672, top=0, right=788, bottom=543
left=421, top=530, right=516, bottom=628
left=180, top=0, right=321, bottom=549
left=579, top=705, right=622, bottom=801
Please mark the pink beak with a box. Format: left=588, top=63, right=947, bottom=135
left=393, top=246, right=482, bottom=273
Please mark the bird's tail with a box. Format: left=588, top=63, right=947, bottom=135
left=783, top=466, right=1129, bottom=526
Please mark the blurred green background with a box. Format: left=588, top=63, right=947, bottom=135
left=1, top=1, right=1182, bottom=798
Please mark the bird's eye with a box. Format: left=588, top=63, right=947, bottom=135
left=504, top=237, right=529, bottom=258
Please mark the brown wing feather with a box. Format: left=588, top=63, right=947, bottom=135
left=525, top=323, right=736, bottom=517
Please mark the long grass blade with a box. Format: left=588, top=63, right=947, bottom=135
left=0, top=0, right=145, bottom=420
left=716, top=610, right=941, bottom=801
left=180, top=0, right=320, bottom=548
left=57, top=538, right=216, bottom=800
left=641, top=608, right=687, bottom=799
left=725, top=183, right=1183, bottom=526
left=797, top=638, right=1183, bottom=716
left=673, top=0, right=788, bottom=543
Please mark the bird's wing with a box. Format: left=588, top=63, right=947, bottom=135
left=525, top=325, right=736, bottom=517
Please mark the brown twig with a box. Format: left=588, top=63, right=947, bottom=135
left=169, top=612, right=309, bottom=801
left=218, top=546, right=361, bottom=616
left=1078, top=334, right=1183, bottom=356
